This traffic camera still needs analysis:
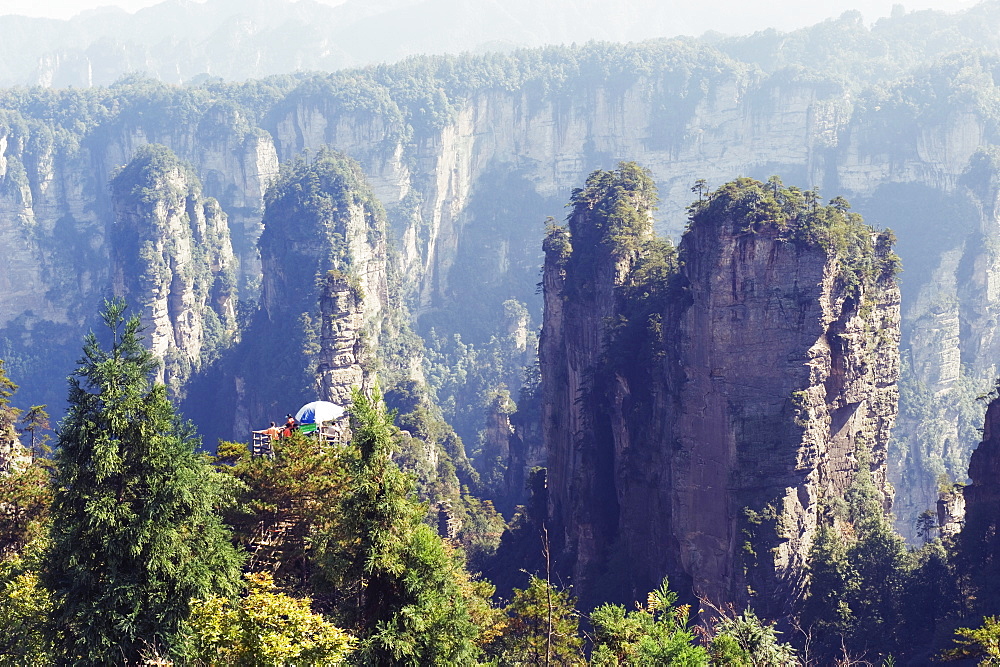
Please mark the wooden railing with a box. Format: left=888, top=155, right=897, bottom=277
left=249, top=422, right=349, bottom=457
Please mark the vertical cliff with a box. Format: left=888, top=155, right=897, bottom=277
left=540, top=163, right=660, bottom=595
left=959, top=392, right=1000, bottom=610
left=200, top=149, right=388, bottom=439
left=673, top=181, right=900, bottom=612
left=541, top=171, right=900, bottom=612
left=316, top=271, right=369, bottom=405
left=110, top=144, right=238, bottom=394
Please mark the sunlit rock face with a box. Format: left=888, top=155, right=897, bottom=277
left=540, top=173, right=899, bottom=613
left=110, top=145, right=237, bottom=394
left=667, top=203, right=900, bottom=614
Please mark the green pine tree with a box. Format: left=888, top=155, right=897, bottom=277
left=41, top=299, right=244, bottom=663
left=590, top=578, right=708, bottom=666
left=316, top=387, right=479, bottom=665
left=491, top=575, right=585, bottom=666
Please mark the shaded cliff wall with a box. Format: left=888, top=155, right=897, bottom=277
left=959, top=393, right=1000, bottom=610
left=541, top=172, right=900, bottom=612
left=540, top=164, right=659, bottom=595
left=109, top=144, right=237, bottom=394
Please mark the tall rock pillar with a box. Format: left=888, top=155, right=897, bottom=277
left=539, top=173, right=900, bottom=613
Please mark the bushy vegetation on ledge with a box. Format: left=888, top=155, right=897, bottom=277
left=687, top=176, right=901, bottom=298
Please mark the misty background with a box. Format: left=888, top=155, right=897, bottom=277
left=0, top=0, right=978, bottom=87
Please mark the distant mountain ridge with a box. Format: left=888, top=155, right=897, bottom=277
left=0, top=0, right=689, bottom=87
left=6, top=0, right=994, bottom=90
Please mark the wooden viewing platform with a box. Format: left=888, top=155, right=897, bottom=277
left=251, top=423, right=349, bottom=457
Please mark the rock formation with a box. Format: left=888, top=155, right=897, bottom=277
left=110, top=144, right=237, bottom=394
left=0, top=43, right=985, bottom=512
left=316, top=271, right=368, bottom=405
left=216, top=149, right=388, bottom=439
left=959, top=391, right=1000, bottom=610
left=540, top=169, right=900, bottom=612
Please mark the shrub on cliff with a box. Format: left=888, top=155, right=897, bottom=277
left=686, top=176, right=900, bottom=299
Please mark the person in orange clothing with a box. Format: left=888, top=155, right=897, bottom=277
left=253, top=421, right=282, bottom=441
left=282, top=414, right=297, bottom=438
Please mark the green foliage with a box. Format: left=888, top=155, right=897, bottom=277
left=111, top=142, right=197, bottom=209
left=895, top=358, right=988, bottom=515
left=382, top=378, right=506, bottom=568
left=488, top=575, right=585, bottom=666
left=801, top=525, right=856, bottom=638
left=590, top=578, right=708, bottom=666
left=314, top=388, right=480, bottom=665
left=800, top=447, right=955, bottom=661
left=687, top=176, right=899, bottom=301
left=17, top=404, right=50, bottom=458
left=179, top=572, right=354, bottom=666
left=857, top=52, right=1000, bottom=145
left=716, top=6, right=1000, bottom=92
left=708, top=609, right=797, bottom=666
left=214, top=432, right=352, bottom=593
left=567, top=162, right=658, bottom=268
left=261, top=148, right=384, bottom=275
left=41, top=299, right=244, bottom=663
left=0, top=459, right=51, bottom=561
left=942, top=615, right=1000, bottom=664
left=421, top=303, right=536, bottom=506
left=0, top=362, right=51, bottom=562
left=0, top=358, right=17, bottom=409
left=0, top=552, right=55, bottom=665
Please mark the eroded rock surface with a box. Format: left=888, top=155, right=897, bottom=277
left=540, top=171, right=900, bottom=612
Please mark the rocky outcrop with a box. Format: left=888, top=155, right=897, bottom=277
left=672, top=188, right=900, bottom=612
left=221, top=149, right=388, bottom=436
left=540, top=172, right=900, bottom=612
left=110, top=144, right=237, bottom=394
left=316, top=272, right=368, bottom=405
left=937, top=484, right=965, bottom=538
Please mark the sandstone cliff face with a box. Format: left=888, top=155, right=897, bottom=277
left=269, top=72, right=849, bottom=314
left=541, top=173, right=900, bottom=612
left=110, top=145, right=237, bottom=393
left=670, top=204, right=900, bottom=611
left=316, top=273, right=368, bottom=405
